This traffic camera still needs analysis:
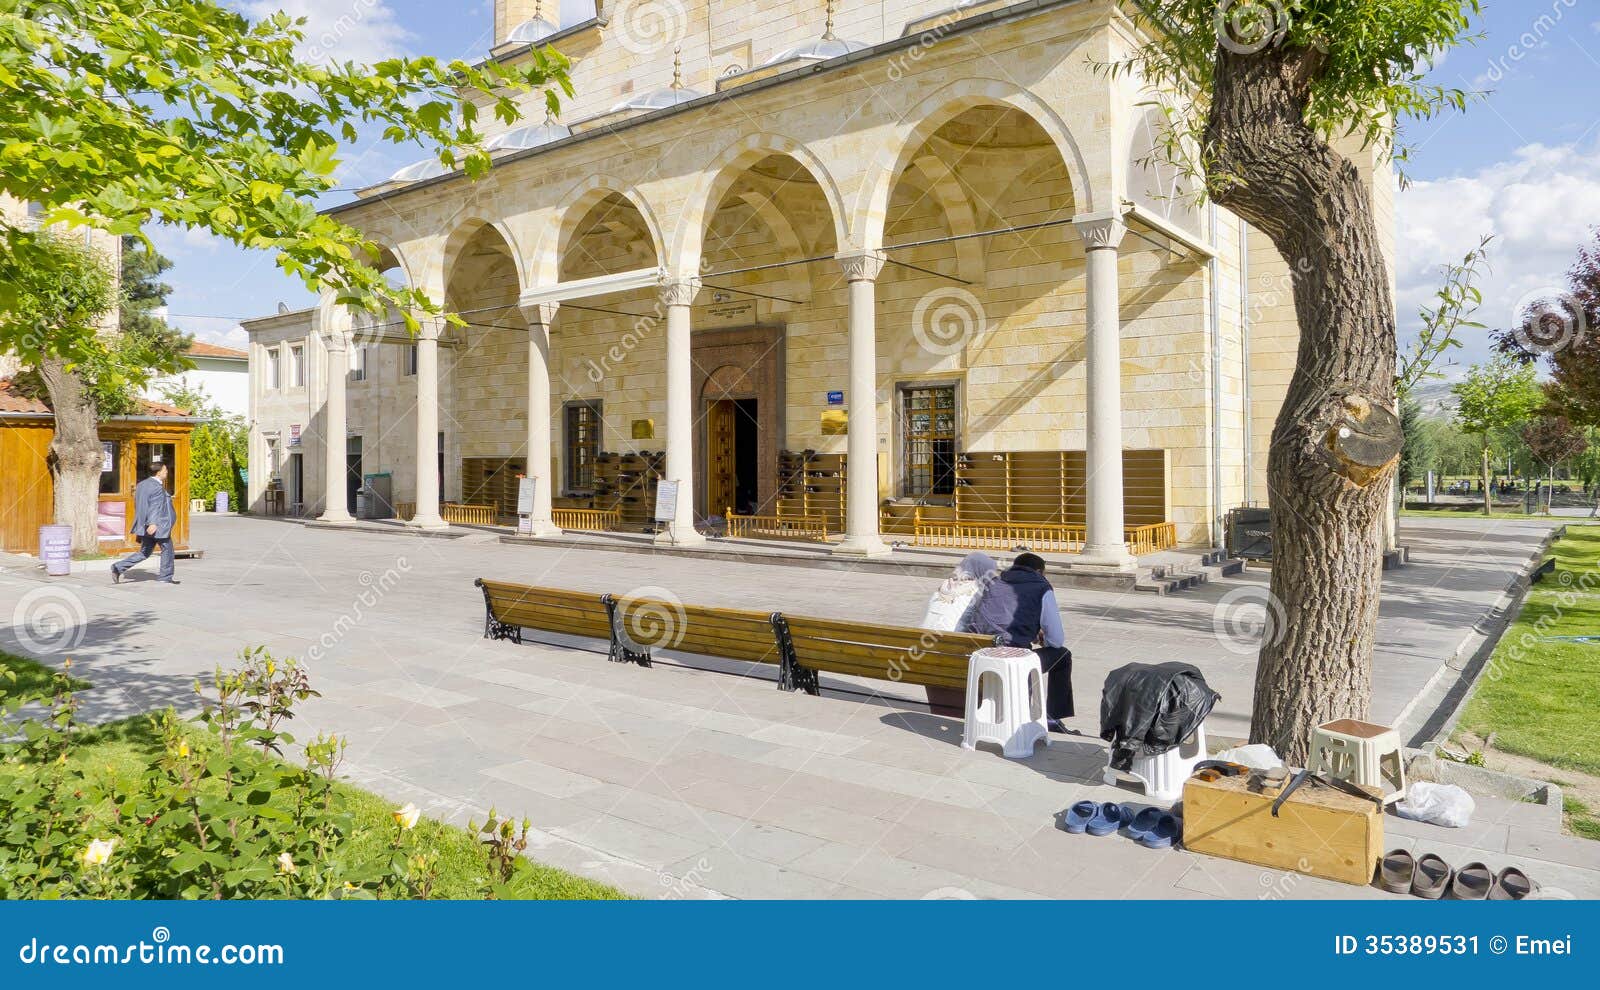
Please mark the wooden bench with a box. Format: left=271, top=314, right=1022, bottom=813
left=475, top=578, right=998, bottom=695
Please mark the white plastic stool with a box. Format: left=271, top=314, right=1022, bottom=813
left=961, top=646, right=1048, bottom=759
left=1309, top=718, right=1407, bottom=804
left=1103, top=723, right=1207, bottom=803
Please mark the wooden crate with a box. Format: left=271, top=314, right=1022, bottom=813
left=1182, top=773, right=1384, bottom=886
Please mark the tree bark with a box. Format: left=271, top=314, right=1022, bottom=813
left=1205, top=45, right=1401, bottom=764
left=37, top=358, right=105, bottom=552
left=1480, top=446, right=1492, bottom=516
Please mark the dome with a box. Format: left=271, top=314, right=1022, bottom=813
left=486, top=119, right=572, bottom=152
left=389, top=157, right=452, bottom=183
left=610, top=85, right=705, bottom=113
left=762, top=35, right=868, bottom=67
left=505, top=17, right=558, bottom=45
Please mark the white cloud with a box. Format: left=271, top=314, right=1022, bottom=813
left=238, top=0, right=414, bottom=66
left=1396, top=140, right=1600, bottom=361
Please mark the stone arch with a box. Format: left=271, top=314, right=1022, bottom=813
left=904, top=154, right=985, bottom=283
left=531, top=175, right=665, bottom=286
left=857, top=78, right=1094, bottom=249
left=441, top=217, right=529, bottom=297
left=672, top=133, right=850, bottom=272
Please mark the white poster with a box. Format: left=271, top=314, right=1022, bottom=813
left=654, top=480, right=680, bottom=523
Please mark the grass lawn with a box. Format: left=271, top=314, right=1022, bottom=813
left=0, top=655, right=625, bottom=900
left=1456, top=524, right=1600, bottom=837
left=0, top=650, right=90, bottom=703
left=1401, top=507, right=1554, bottom=520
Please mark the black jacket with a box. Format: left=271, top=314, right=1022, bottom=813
left=1099, top=662, right=1219, bottom=769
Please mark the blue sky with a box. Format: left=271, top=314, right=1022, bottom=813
left=163, top=0, right=1600, bottom=375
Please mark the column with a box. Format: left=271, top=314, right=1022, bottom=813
left=655, top=276, right=706, bottom=547
left=832, top=250, right=889, bottom=558
left=521, top=302, right=560, bottom=537
left=318, top=332, right=352, bottom=523
left=409, top=318, right=447, bottom=530
left=1075, top=216, right=1134, bottom=570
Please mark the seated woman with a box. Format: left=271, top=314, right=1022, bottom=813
left=919, top=552, right=996, bottom=715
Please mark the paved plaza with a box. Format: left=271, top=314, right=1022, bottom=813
left=3, top=513, right=1596, bottom=898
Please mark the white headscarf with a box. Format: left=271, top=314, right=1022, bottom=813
left=938, top=552, right=997, bottom=597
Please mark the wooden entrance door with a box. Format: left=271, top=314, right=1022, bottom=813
left=706, top=399, right=737, bottom=516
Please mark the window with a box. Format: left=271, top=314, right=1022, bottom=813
left=564, top=401, right=602, bottom=493
left=404, top=344, right=418, bottom=376
left=290, top=344, right=306, bottom=387
left=266, top=346, right=281, bottom=390
left=98, top=441, right=121, bottom=495
left=350, top=345, right=368, bottom=382
left=899, top=383, right=958, bottom=498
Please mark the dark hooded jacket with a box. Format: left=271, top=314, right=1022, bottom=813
left=1099, top=662, right=1219, bottom=769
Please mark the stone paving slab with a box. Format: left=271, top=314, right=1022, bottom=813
left=1, top=513, right=1593, bottom=899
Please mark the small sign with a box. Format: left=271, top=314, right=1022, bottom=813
left=826, top=390, right=845, bottom=406
left=631, top=418, right=655, bottom=440
left=516, top=475, right=536, bottom=516
left=654, top=480, right=680, bottom=523
left=821, top=409, right=848, bottom=436
left=703, top=297, right=756, bottom=327
left=101, top=442, right=114, bottom=473
left=289, top=424, right=302, bottom=447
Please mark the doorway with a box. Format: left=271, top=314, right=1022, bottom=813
left=287, top=452, right=304, bottom=514
left=136, top=442, right=177, bottom=493
left=706, top=398, right=760, bottom=517
left=345, top=437, right=363, bottom=514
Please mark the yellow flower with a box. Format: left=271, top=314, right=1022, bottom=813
left=82, top=839, right=116, bottom=868
left=392, top=803, right=421, bottom=830
left=276, top=852, right=297, bottom=876
left=177, top=741, right=190, bottom=758
left=265, top=660, right=276, bottom=676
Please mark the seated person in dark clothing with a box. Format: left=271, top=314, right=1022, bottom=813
left=962, top=552, right=1074, bottom=732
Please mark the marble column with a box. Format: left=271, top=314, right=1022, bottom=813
left=318, top=332, right=352, bottom=523
left=1075, top=216, right=1134, bottom=570
left=409, top=319, right=447, bottom=530
left=521, top=302, right=560, bottom=537
left=655, top=276, right=706, bottom=547
left=832, top=250, right=889, bottom=558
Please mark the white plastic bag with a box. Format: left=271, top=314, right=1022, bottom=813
left=1213, top=743, right=1283, bottom=769
left=1393, top=781, right=1474, bottom=828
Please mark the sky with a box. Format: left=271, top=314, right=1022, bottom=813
left=161, top=0, right=1600, bottom=374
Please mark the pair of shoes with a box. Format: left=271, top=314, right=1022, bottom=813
left=1062, top=801, right=1123, bottom=836
left=1046, top=718, right=1071, bottom=734
left=158, top=579, right=181, bottom=585
left=1127, top=807, right=1182, bottom=849
left=1375, top=849, right=1536, bottom=899
left=110, top=565, right=121, bottom=584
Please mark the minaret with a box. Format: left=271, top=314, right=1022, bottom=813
left=494, top=0, right=560, bottom=48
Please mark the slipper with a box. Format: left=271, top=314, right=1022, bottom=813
left=1490, top=866, right=1536, bottom=900
left=1140, top=813, right=1181, bottom=849
left=1086, top=802, right=1124, bottom=837
left=1412, top=853, right=1452, bottom=899
left=1062, top=800, right=1097, bottom=834
left=1447, top=861, right=1494, bottom=900
left=1125, top=807, right=1162, bottom=843
left=1376, top=848, right=1416, bottom=895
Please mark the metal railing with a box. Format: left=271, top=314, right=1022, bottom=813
left=440, top=503, right=497, bottom=526
left=1126, top=522, right=1179, bottom=555
left=552, top=507, right=622, bottom=531
left=725, top=508, right=829, bottom=542
left=911, top=518, right=1088, bottom=553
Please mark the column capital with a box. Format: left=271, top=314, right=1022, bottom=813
left=659, top=275, right=702, bottom=308
left=1073, top=215, right=1128, bottom=250
left=520, top=301, right=560, bottom=327
left=322, top=331, right=350, bottom=354
left=837, top=249, right=887, bottom=283
left=415, top=316, right=447, bottom=342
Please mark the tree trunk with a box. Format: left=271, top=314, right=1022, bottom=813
left=1205, top=45, right=1401, bottom=764
left=1480, top=446, right=1492, bottom=516
left=37, top=358, right=105, bottom=552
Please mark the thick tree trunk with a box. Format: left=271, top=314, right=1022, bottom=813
left=1205, top=46, right=1401, bottom=764
left=37, top=359, right=105, bottom=552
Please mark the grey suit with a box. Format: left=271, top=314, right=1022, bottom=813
left=113, top=475, right=176, bottom=582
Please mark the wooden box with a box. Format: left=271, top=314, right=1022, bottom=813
left=1182, top=773, right=1384, bottom=886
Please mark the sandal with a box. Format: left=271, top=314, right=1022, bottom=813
left=1447, top=861, right=1493, bottom=900
left=1412, top=853, right=1452, bottom=899
left=1490, top=866, right=1536, bottom=900
left=1376, top=848, right=1416, bottom=894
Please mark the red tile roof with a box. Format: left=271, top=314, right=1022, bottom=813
left=0, top=379, right=192, bottom=419
left=186, top=341, right=247, bottom=360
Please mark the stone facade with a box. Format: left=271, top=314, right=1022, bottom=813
left=243, top=0, right=1396, bottom=553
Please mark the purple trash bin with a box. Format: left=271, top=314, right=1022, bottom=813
left=39, top=524, right=73, bottom=577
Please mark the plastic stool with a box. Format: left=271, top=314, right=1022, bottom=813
left=1309, top=718, right=1407, bottom=804
left=1103, top=722, right=1207, bottom=802
left=961, top=647, right=1048, bottom=759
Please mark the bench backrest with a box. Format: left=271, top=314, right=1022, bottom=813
left=781, top=615, right=995, bottom=690
left=611, top=597, right=783, bottom=666
left=477, top=579, right=611, bottom=640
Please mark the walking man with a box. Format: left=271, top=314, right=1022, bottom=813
left=963, top=552, right=1073, bottom=732
left=112, top=461, right=179, bottom=585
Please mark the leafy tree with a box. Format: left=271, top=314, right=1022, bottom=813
left=1, top=1, right=569, bottom=549
left=1123, top=0, right=1481, bottom=759
left=164, top=383, right=247, bottom=510
left=1453, top=357, right=1542, bottom=515
left=1398, top=397, right=1433, bottom=496
left=1496, top=230, right=1600, bottom=430
left=1522, top=415, right=1588, bottom=511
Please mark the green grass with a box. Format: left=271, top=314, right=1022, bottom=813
left=1458, top=525, right=1600, bottom=778
left=1564, top=796, right=1600, bottom=841
left=1, top=707, right=625, bottom=900
left=1401, top=507, right=1551, bottom=520
left=0, top=650, right=90, bottom=703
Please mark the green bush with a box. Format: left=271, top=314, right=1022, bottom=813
left=0, top=649, right=546, bottom=899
